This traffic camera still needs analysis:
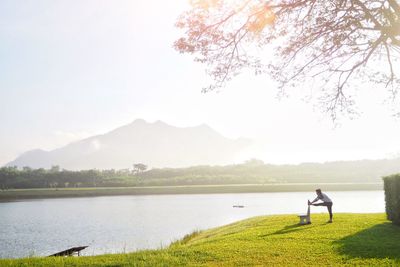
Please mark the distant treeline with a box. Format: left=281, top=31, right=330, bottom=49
left=1, top=158, right=399, bottom=189
left=0, top=166, right=139, bottom=189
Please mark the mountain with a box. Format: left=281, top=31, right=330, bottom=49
left=6, top=119, right=251, bottom=170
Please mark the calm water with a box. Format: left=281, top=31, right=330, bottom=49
left=0, top=191, right=384, bottom=258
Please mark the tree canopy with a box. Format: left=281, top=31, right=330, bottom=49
left=175, top=0, right=400, bottom=120
left=133, top=163, right=148, bottom=174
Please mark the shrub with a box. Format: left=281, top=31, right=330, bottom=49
left=383, top=174, right=400, bottom=225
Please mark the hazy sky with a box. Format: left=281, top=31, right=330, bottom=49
left=1, top=0, right=400, bottom=166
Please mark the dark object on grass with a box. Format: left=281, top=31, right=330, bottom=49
left=49, top=246, right=88, bottom=257
left=383, top=174, right=400, bottom=225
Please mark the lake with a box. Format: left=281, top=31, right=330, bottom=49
left=0, top=190, right=385, bottom=258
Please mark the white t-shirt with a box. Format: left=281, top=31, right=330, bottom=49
left=313, top=192, right=332, bottom=203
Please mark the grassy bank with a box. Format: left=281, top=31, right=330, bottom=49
left=0, top=183, right=382, bottom=202
left=1, top=213, right=399, bottom=266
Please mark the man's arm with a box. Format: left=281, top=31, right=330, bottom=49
left=310, top=196, right=319, bottom=204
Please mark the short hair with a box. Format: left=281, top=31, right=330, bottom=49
left=316, top=188, right=322, bottom=193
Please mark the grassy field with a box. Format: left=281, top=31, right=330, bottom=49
left=1, top=213, right=399, bottom=266
left=0, top=183, right=382, bottom=202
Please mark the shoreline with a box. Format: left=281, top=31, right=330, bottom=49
left=0, top=182, right=382, bottom=202
left=0, top=213, right=396, bottom=266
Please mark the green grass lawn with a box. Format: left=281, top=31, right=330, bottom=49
left=1, top=213, right=399, bottom=266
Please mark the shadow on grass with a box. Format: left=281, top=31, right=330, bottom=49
left=261, top=223, right=314, bottom=237
left=334, top=223, right=400, bottom=260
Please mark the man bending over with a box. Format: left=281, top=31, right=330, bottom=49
left=309, top=189, right=333, bottom=223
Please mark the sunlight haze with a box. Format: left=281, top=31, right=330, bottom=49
left=1, top=1, right=400, bottom=264
left=1, top=0, right=400, bottom=166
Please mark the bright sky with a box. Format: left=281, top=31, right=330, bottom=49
left=1, top=0, right=400, bottom=166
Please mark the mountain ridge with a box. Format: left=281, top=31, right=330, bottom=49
left=6, top=120, right=251, bottom=170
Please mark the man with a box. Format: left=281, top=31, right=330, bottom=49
left=309, top=189, right=333, bottom=223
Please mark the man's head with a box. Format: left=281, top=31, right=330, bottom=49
left=316, top=189, right=322, bottom=196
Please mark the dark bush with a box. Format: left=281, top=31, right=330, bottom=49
left=383, top=174, right=400, bottom=225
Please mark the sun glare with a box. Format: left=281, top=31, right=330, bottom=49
left=247, top=5, right=276, bottom=33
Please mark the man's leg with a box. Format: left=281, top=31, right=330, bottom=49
left=327, top=203, right=333, bottom=221
left=312, top=202, right=333, bottom=222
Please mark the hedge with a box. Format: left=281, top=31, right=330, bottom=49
left=383, top=174, right=400, bottom=225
